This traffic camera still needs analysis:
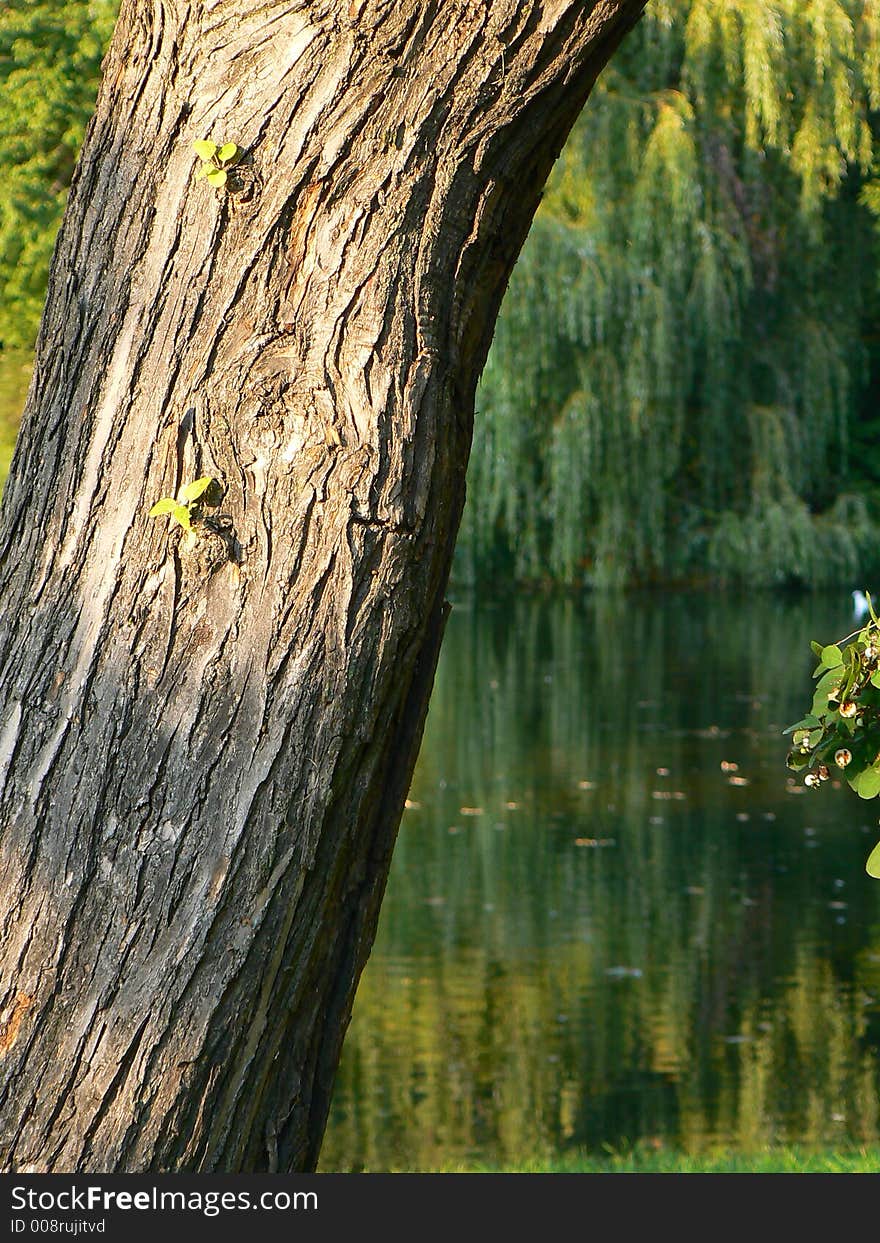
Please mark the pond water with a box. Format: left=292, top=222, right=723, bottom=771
left=319, top=590, right=880, bottom=1170
left=3, top=353, right=880, bottom=1172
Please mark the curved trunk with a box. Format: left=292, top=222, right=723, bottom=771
left=0, top=0, right=644, bottom=1172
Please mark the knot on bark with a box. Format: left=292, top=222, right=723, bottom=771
left=181, top=514, right=240, bottom=576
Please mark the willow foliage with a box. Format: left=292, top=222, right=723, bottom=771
left=0, top=1, right=117, bottom=348
left=460, top=0, right=880, bottom=589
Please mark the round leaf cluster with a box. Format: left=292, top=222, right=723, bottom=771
left=193, top=140, right=240, bottom=189
left=784, top=593, right=880, bottom=877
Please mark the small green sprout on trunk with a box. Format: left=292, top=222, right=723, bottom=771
left=193, top=140, right=240, bottom=189
left=149, top=476, right=223, bottom=549
left=784, top=591, right=880, bottom=877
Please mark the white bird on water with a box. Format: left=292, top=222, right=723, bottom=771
left=853, top=590, right=870, bottom=621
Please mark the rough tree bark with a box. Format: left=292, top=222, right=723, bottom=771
left=0, top=0, right=645, bottom=1172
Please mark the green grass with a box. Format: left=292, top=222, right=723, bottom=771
left=435, top=1144, right=880, bottom=1174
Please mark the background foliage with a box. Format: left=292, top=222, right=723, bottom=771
left=2, top=1, right=880, bottom=589
left=461, top=0, right=880, bottom=589
left=0, top=0, right=116, bottom=348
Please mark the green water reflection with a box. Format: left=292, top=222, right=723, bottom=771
left=320, top=592, right=880, bottom=1170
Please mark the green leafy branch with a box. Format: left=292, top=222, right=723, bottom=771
left=149, top=476, right=222, bottom=547
left=784, top=590, right=880, bottom=877
left=192, top=140, right=240, bottom=189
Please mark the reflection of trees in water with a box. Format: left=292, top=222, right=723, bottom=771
left=321, top=594, right=880, bottom=1170
left=323, top=937, right=880, bottom=1169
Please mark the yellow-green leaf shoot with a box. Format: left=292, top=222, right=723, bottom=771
left=171, top=504, right=192, bottom=530
left=179, top=476, right=215, bottom=504
left=866, top=840, right=880, bottom=879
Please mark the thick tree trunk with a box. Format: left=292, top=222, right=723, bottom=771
left=0, top=0, right=644, bottom=1172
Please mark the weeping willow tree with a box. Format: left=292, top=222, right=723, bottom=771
left=459, top=0, right=880, bottom=589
